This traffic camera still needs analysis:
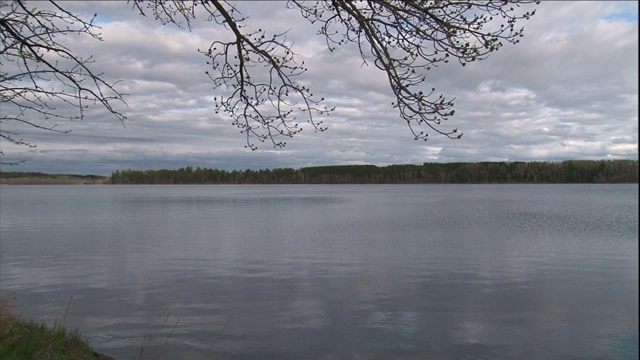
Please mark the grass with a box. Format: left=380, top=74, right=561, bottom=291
left=0, top=295, right=110, bottom=360
left=1, top=295, right=234, bottom=359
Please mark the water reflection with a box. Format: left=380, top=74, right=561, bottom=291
left=0, top=184, right=637, bottom=359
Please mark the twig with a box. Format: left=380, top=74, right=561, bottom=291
left=62, top=295, right=73, bottom=327
left=156, top=320, right=179, bottom=360
left=211, top=312, right=234, bottom=349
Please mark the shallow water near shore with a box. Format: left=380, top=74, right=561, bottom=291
left=1, top=184, right=638, bottom=359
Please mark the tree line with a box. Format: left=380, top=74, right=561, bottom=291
left=0, top=172, right=107, bottom=185
left=109, top=160, right=638, bottom=184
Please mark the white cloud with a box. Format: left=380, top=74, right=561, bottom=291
left=2, top=1, right=637, bottom=175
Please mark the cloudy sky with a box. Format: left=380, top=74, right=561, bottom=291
left=2, top=1, right=638, bottom=175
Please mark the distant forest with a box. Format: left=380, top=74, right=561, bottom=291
left=0, top=172, right=107, bottom=184
left=109, top=160, right=639, bottom=184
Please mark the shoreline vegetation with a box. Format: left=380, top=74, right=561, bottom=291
left=1, top=160, right=638, bottom=185
left=0, top=296, right=113, bottom=360
left=1, top=294, right=230, bottom=359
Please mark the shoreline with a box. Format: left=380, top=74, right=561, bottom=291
left=0, top=178, right=108, bottom=185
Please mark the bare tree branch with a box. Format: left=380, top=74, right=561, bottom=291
left=133, top=0, right=334, bottom=150
left=1, top=0, right=538, bottom=164
left=133, top=0, right=537, bottom=149
left=0, top=0, right=126, bottom=165
left=291, top=0, right=539, bottom=141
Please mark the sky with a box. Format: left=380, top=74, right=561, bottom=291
left=1, top=1, right=638, bottom=176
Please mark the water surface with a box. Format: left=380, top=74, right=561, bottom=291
left=1, top=184, right=637, bottom=359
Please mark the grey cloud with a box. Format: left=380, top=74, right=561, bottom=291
left=2, top=1, right=637, bottom=175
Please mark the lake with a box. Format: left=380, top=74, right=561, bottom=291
left=0, top=184, right=638, bottom=359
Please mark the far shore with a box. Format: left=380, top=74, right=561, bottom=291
left=2, top=159, right=639, bottom=185
left=0, top=177, right=108, bottom=185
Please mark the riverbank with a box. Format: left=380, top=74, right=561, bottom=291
left=0, top=296, right=113, bottom=359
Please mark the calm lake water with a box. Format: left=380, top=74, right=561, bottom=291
left=0, top=184, right=638, bottom=359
